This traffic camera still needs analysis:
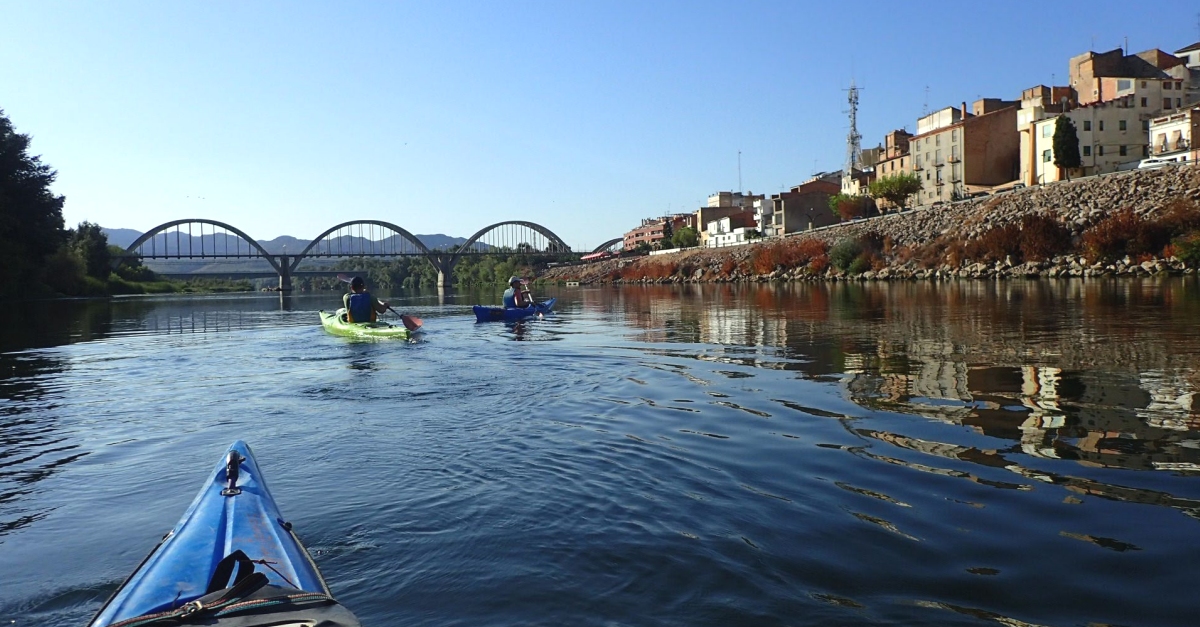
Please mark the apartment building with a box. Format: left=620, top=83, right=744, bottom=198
left=697, top=191, right=762, bottom=247
left=756, top=178, right=841, bottom=236
left=909, top=99, right=1020, bottom=205
left=1148, top=106, right=1199, bottom=163
left=1031, top=99, right=1150, bottom=183
left=1018, top=85, right=1076, bottom=185
left=706, top=213, right=759, bottom=248
left=622, top=213, right=697, bottom=250
left=873, top=129, right=914, bottom=211
left=1069, top=47, right=1195, bottom=111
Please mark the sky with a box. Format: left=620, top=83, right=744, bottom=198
left=3, top=1, right=1199, bottom=251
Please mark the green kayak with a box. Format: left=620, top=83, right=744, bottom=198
left=319, top=309, right=411, bottom=340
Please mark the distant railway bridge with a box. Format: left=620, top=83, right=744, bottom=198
left=116, top=219, right=623, bottom=290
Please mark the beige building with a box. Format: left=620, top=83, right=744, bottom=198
left=1018, top=85, right=1075, bottom=186
left=1031, top=99, right=1149, bottom=183
left=874, top=129, right=914, bottom=211
left=1149, top=106, right=1199, bottom=163
left=909, top=99, right=1020, bottom=205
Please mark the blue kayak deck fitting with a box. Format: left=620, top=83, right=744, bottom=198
left=473, top=297, right=556, bottom=322
left=89, top=441, right=329, bottom=627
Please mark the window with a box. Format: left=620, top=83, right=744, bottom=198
left=935, top=149, right=941, bottom=163
left=1119, top=145, right=1127, bottom=156
left=951, top=145, right=958, bottom=160
left=1043, top=149, right=1052, bottom=162
left=1143, top=120, right=1150, bottom=131
left=1177, top=81, right=1183, bottom=89
left=1043, top=124, right=1054, bottom=137
left=952, top=130, right=957, bottom=141
left=1083, top=145, right=1091, bottom=156
left=1099, top=120, right=1105, bottom=131
left=936, top=135, right=941, bottom=146
left=1165, top=98, right=1172, bottom=109
left=1177, top=98, right=1182, bottom=108
left=1118, top=79, right=1132, bottom=90
left=1141, top=81, right=1147, bottom=88
left=1141, top=97, right=1148, bottom=107
left=1119, top=120, right=1127, bottom=131
left=1084, top=120, right=1092, bottom=131
left=1098, top=145, right=1105, bottom=156
left=1165, top=82, right=1173, bottom=91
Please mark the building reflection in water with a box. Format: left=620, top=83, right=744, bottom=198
left=591, top=279, right=1200, bottom=477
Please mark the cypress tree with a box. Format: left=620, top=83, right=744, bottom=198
left=1052, top=116, right=1082, bottom=181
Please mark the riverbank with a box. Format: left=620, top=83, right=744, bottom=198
left=545, top=164, right=1200, bottom=284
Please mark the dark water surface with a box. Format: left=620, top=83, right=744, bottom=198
left=2, top=281, right=1200, bottom=626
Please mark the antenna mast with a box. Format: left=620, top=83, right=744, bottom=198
left=738, top=150, right=742, bottom=194
left=843, top=80, right=863, bottom=182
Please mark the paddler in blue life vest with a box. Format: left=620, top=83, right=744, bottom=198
left=503, top=276, right=533, bottom=309
left=343, top=276, right=389, bottom=322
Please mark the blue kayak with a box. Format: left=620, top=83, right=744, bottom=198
left=473, top=298, right=556, bottom=322
left=89, top=441, right=359, bottom=627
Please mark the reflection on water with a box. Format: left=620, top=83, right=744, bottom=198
left=2, top=280, right=1200, bottom=626
left=600, top=280, right=1200, bottom=472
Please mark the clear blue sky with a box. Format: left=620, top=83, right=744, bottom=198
left=4, top=1, right=1199, bottom=250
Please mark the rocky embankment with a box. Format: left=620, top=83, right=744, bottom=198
left=546, top=164, right=1200, bottom=284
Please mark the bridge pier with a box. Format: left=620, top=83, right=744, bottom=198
left=432, top=255, right=455, bottom=289
left=277, top=255, right=293, bottom=292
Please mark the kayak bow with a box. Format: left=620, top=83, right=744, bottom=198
left=88, top=441, right=359, bottom=627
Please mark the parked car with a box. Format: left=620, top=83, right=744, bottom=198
left=1138, top=157, right=1183, bottom=169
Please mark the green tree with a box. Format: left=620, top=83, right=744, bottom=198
left=671, top=226, right=698, bottom=248
left=1052, top=115, right=1082, bottom=181
left=868, top=172, right=923, bottom=210
left=0, top=109, right=67, bottom=295
left=69, top=221, right=111, bottom=279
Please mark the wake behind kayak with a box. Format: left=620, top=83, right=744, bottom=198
left=88, top=441, right=360, bottom=627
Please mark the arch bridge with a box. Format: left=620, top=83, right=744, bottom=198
left=117, top=218, right=602, bottom=290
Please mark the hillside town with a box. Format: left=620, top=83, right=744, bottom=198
left=617, top=41, right=1200, bottom=254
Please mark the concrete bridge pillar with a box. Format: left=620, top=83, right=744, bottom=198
left=277, top=255, right=293, bottom=292
left=432, top=255, right=455, bottom=289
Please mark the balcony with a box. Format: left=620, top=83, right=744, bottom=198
left=947, top=155, right=960, bottom=163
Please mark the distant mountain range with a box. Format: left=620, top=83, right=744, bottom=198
left=102, top=228, right=476, bottom=254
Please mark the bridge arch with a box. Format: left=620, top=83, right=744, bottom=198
left=591, top=238, right=624, bottom=254
left=291, top=220, right=432, bottom=272
left=454, top=220, right=571, bottom=258
left=125, top=219, right=280, bottom=273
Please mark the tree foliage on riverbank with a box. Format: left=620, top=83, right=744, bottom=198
left=0, top=109, right=259, bottom=298
left=1, top=108, right=66, bottom=297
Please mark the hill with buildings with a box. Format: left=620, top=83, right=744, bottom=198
left=544, top=163, right=1200, bottom=284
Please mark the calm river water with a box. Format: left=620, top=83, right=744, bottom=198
left=2, top=280, right=1200, bottom=626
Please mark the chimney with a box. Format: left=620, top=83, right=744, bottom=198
left=961, top=102, right=967, bottom=118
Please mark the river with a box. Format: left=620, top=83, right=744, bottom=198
left=2, top=280, right=1199, bottom=626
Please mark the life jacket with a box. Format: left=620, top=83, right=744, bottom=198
left=502, top=287, right=517, bottom=309
left=346, top=292, right=376, bottom=323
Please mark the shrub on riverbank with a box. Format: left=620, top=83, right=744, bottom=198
left=1081, top=200, right=1200, bottom=263
left=750, top=238, right=829, bottom=274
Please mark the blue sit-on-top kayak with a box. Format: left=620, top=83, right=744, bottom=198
left=88, top=441, right=360, bottom=627
left=473, top=298, right=556, bottom=322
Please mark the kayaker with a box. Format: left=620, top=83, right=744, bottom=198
left=343, top=276, right=389, bottom=322
left=503, top=276, right=533, bottom=309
